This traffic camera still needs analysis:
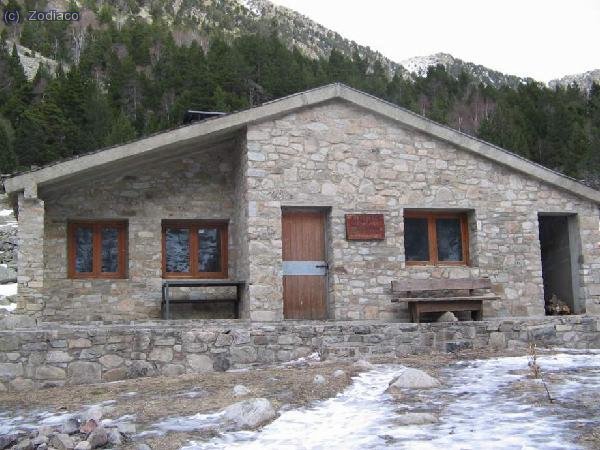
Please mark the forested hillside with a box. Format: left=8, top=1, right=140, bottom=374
left=0, top=0, right=599, bottom=188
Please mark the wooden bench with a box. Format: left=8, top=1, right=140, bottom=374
left=161, top=280, right=245, bottom=320
left=391, top=278, right=499, bottom=323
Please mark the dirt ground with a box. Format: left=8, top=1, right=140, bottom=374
left=1, top=347, right=595, bottom=449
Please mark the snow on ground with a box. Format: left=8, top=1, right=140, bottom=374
left=0, top=302, right=17, bottom=311
left=181, top=351, right=600, bottom=450
left=0, top=282, right=17, bottom=297
left=0, top=400, right=120, bottom=436
left=0, top=281, right=17, bottom=310
left=1, top=350, right=598, bottom=448
left=281, top=352, right=320, bottom=367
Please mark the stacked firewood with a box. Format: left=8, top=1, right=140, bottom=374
left=545, top=294, right=571, bottom=315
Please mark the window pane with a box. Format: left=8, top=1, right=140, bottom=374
left=165, top=228, right=190, bottom=272
left=198, top=228, right=221, bottom=272
left=404, top=218, right=429, bottom=261
left=436, top=218, right=463, bottom=261
left=75, top=227, right=93, bottom=273
left=101, top=228, right=119, bottom=273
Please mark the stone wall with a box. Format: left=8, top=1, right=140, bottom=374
left=16, top=194, right=45, bottom=315
left=12, top=99, right=600, bottom=323
left=0, top=194, right=18, bottom=275
left=245, top=100, right=600, bottom=321
left=37, top=143, right=241, bottom=321
left=0, top=315, right=598, bottom=392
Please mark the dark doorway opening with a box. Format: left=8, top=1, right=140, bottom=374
left=538, top=214, right=582, bottom=315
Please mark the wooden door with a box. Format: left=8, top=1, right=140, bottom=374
left=282, top=210, right=328, bottom=319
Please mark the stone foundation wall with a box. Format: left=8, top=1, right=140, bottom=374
left=0, top=315, right=598, bottom=392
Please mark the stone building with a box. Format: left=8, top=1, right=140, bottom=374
left=4, top=84, right=600, bottom=323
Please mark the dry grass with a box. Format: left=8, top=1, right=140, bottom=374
left=0, top=348, right=539, bottom=450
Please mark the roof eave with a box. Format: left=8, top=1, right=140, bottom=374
left=4, top=83, right=600, bottom=204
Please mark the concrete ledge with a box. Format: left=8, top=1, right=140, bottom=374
left=0, top=315, right=598, bottom=392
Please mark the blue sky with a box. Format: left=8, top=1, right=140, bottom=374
left=270, top=0, right=600, bottom=81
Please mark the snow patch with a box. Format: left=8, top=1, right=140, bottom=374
left=400, top=53, right=455, bottom=77
left=140, top=412, right=223, bottom=437
left=0, top=302, right=17, bottom=311
left=0, top=283, right=17, bottom=297
left=281, top=352, right=320, bottom=367
left=239, top=0, right=262, bottom=16
left=184, top=352, right=599, bottom=449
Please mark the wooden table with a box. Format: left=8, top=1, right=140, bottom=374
left=161, top=280, right=245, bottom=320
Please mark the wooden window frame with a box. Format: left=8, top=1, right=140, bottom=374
left=404, top=211, right=469, bottom=266
left=162, top=220, right=229, bottom=279
left=67, top=220, right=128, bottom=279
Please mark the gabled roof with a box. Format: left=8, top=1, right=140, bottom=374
left=4, top=83, right=600, bottom=203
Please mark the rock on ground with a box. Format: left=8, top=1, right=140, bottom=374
left=87, top=427, right=108, bottom=449
left=50, top=433, right=75, bottom=450
left=107, top=429, right=122, bottom=445
left=61, top=417, right=80, bottom=435
left=437, top=311, right=459, bottom=322
left=32, top=435, right=48, bottom=447
left=332, top=369, right=346, bottom=378
left=313, top=374, right=326, bottom=385
left=79, top=419, right=98, bottom=434
left=387, top=367, right=441, bottom=391
left=116, top=422, right=136, bottom=434
left=353, top=359, right=374, bottom=370
left=0, top=434, right=19, bottom=450
left=74, top=442, right=91, bottom=450
left=82, top=405, right=103, bottom=423
left=14, top=438, right=34, bottom=450
left=222, top=398, right=276, bottom=430
left=395, top=412, right=438, bottom=425
left=233, top=384, right=250, bottom=397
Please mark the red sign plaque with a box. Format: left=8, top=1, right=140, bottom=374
left=345, top=214, right=385, bottom=240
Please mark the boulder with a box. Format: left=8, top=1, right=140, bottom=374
left=332, top=369, right=346, bottom=378
left=116, top=422, right=136, bottom=434
left=49, top=433, right=75, bottom=450
left=233, top=384, right=250, bottom=397
left=83, top=405, right=103, bottom=423
left=107, top=429, right=122, bottom=445
left=36, top=426, right=53, bottom=437
left=136, top=444, right=152, bottom=450
left=395, top=412, right=438, bottom=426
left=13, top=439, right=34, bottom=450
left=222, top=398, right=276, bottom=430
left=87, top=427, right=108, bottom=449
left=353, top=359, right=374, bottom=370
left=313, top=374, right=326, bottom=385
left=387, top=367, right=440, bottom=391
left=0, top=433, right=19, bottom=450
left=61, top=417, right=80, bottom=435
left=79, top=419, right=98, bottom=434
left=74, top=442, right=91, bottom=450
left=32, top=435, right=48, bottom=447
left=437, top=311, right=458, bottom=322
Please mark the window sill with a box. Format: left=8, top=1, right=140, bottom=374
left=162, top=274, right=229, bottom=279
left=405, top=262, right=469, bottom=267
left=69, top=276, right=128, bottom=280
